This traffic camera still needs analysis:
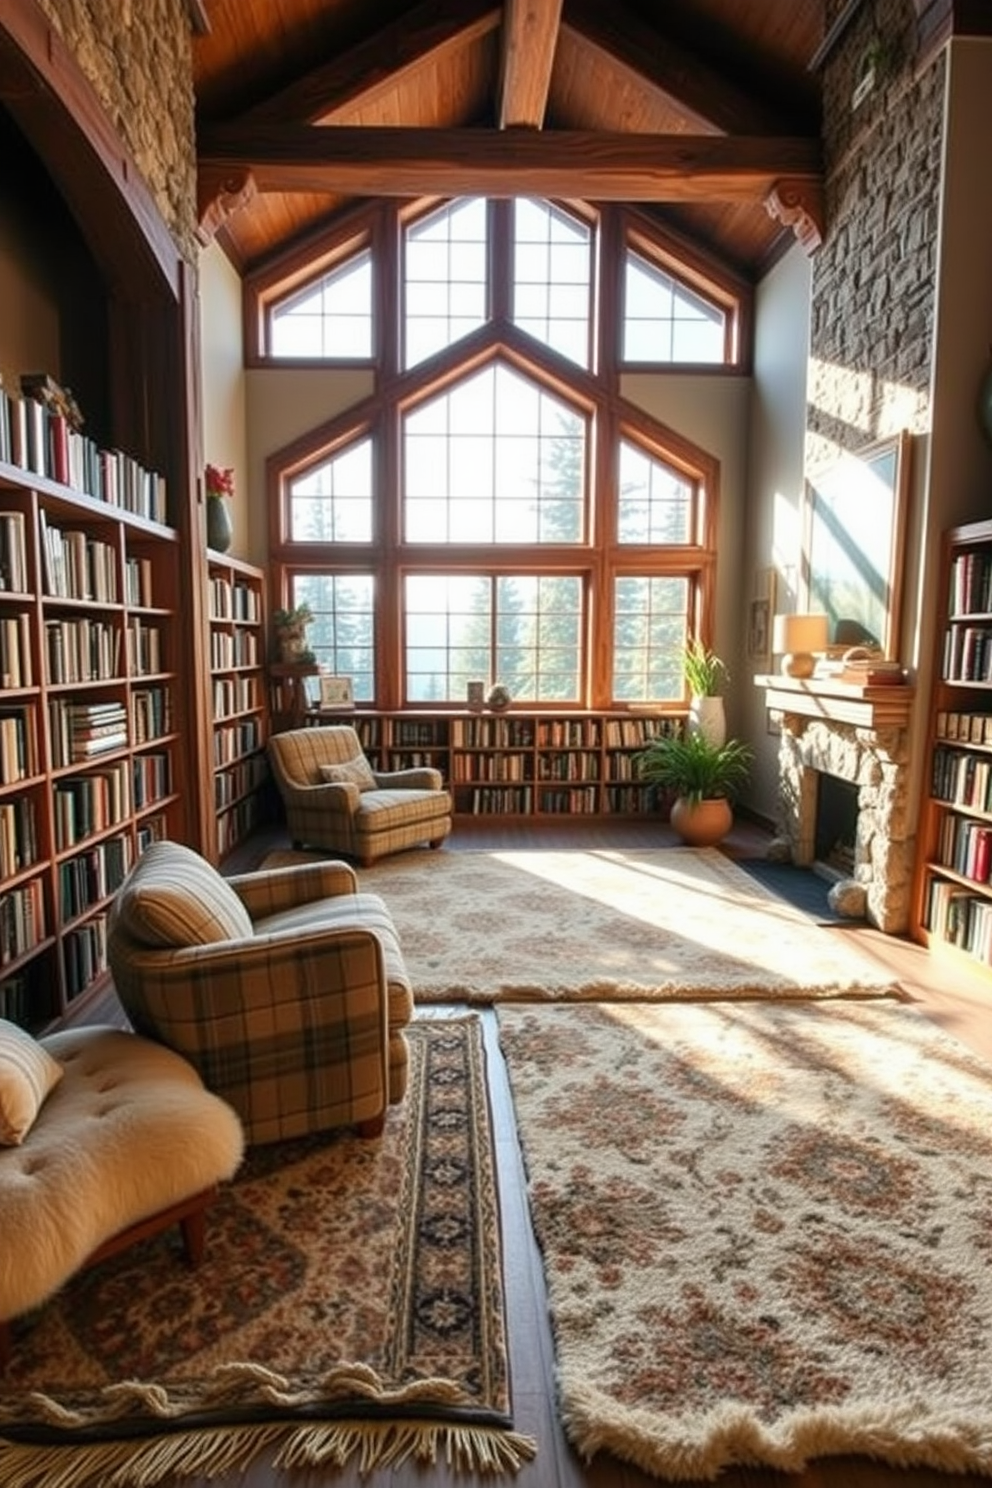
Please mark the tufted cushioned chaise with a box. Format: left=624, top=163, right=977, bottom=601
left=267, top=725, right=452, bottom=866
left=0, top=1025, right=244, bottom=1368
left=106, top=841, right=414, bottom=1146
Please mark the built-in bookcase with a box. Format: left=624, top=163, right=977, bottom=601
left=0, top=459, right=187, bottom=1031
left=206, top=552, right=270, bottom=863
left=307, top=709, right=686, bottom=819
left=914, top=519, right=992, bottom=973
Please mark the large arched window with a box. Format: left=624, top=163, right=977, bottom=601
left=257, top=199, right=738, bottom=710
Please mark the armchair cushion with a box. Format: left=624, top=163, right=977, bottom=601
left=320, top=756, right=377, bottom=791
left=0, top=1019, right=63, bottom=1146
left=114, top=841, right=252, bottom=948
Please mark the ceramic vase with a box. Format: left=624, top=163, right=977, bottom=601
left=206, top=494, right=233, bottom=553
left=688, top=694, right=727, bottom=747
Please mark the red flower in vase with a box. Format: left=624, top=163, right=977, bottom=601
left=205, top=464, right=235, bottom=498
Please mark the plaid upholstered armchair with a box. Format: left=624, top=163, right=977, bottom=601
left=107, top=841, right=414, bottom=1145
left=267, top=724, right=452, bottom=866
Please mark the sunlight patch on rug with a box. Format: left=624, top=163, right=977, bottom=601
left=498, top=999, right=992, bottom=1481
left=348, top=847, right=902, bottom=1003
left=0, top=1018, right=535, bottom=1488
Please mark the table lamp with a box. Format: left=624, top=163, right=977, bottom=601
left=772, top=612, right=829, bottom=678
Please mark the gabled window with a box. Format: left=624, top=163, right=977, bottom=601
left=403, top=363, right=586, bottom=544
left=404, top=198, right=489, bottom=368
left=623, top=248, right=728, bottom=364
left=617, top=439, right=697, bottom=544
left=269, top=250, right=373, bottom=359
left=512, top=200, right=592, bottom=368
left=288, top=438, right=373, bottom=542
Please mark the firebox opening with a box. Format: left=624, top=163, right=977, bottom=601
left=814, top=773, right=858, bottom=876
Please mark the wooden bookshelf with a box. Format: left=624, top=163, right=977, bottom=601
left=0, top=460, right=188, bottom=1031
left=912, top=520, right=992, bottom=975
left=306, top=709, right=687, bottom=819
left=206, top=552, right=270, bottom=864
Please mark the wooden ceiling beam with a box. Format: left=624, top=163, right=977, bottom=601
left=198, top=125, right=821, bottom=203
left=498, top=0, right=563, bottom=129
left=235, top=0, right=500, bottom=126
left=561, top=0, right=799, bottom=135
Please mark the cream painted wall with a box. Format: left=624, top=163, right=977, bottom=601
left=741, top=245, right=812, bottom=822
left=198, top=242, right=249, bottom=558
left=244, top=368, right=375, bottom=566
left=621, top=371, right=751, bottom=734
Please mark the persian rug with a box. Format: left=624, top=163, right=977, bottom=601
left=0, top=1017, right=535, bottom=1488
left=497, top=999, right=992, bottom=1482
left=345, top=846, right=899, bottom=1003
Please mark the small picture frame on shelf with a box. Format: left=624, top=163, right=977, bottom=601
left=318, top=675, right=354, bottom=710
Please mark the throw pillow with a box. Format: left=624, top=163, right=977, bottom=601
left=112, top=840, right=254, bottom=948
left=0, top=1018, right=63, bottom=1145
left=319, top=757, right=377, bottom=791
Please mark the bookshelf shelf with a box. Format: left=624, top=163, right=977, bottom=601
left=914, top=520, right=992, bottom=973
left=206, top=552, right=270, bottom=864
left=0, top=460, right=189, bottom=1031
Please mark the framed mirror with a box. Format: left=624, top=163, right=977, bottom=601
left=802, top=430, right=911, bottom=659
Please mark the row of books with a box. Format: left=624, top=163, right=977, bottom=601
left=949, top=550, right=992, bottom=619
left=215, top=755, right=268, bottom=810
left=937, top=813, right=992, bottom=883
left=209, top=576, right=260, bottom=623
left=936, top=710, right=992, bottom=744
left=0, top=969, right=51, bottom=1030
left=45, top=617, right=120, bottom=684
left=214, top=719, right=262, bottom=767
left=0, top=878, right=46, bottom=968
left=58, top=833, right=132, bottom=920
left=0, top=798, right=37, bottom=878
left=0, top=612, right=33, bottom=688
left=538, top=752, right=601, bottom=781
left=451, top=718, right=537, bottom=748
left=125, top=619, right=163, bottom=677
left=0, top=384, right=167, bottom=524
left=133, top=753, right=170, bottom=809
left=216, top=795, right=264, bottom=856
left=453, top=752, right=530, bottom=782
left=53, top=763, right=132, bottom=851
left=38, top=514, right=119, bottom=602
left=49, top=700, right=128, bottom=769
left=942, top=624, right=992, bottom=682
left=926, top=878, right=992, bottom=964
left=210, top=630, right=259, bottom=669
left=0, top=511, right=27, bottom=592
left=538, top=787, right=600, bottom=814
left=213, top=675, right=259, bottom=719
left=63, top=915, right=108, bottom=1001
left=0, top=711, right=37, bottom=784
left=124, top=555, right=154, bottom=608
left=132, top=687, right=172, bottom=743
left=932, top=746, right=992, bottom=813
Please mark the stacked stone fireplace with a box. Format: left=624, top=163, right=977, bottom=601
left=772, top=713, right=914, bottom=935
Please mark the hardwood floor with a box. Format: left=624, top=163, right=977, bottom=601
left=76, top=817, right=992, bottom=1487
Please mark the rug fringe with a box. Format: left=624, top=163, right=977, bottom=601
left=0, top=1419, right=538, bottom=1487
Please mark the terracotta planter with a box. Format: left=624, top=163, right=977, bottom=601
left=670, top=795, right=733, bottom=847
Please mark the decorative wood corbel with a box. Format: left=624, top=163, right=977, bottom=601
left=196, top=167, right=257, bottom=246
left=764, top=177, right=825, bottom=254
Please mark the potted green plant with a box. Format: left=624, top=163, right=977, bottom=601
left=635, top=729, right=752, bottom=846
left=272, top=603, right=315, bottom=664
left=682, top=639, right=728, bottom=745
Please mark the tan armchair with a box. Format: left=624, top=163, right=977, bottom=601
left=268, top=725, right=452, bottom=866
left=107, top=841, right=414, bottom=1145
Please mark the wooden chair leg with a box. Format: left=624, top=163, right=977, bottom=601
left=181, top=1207, right=207, bottom=1267
left=357, top=1112, right=386, bottom=1138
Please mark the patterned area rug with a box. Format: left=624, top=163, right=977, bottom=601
left=346, top=847, right=900, bottom=1003
left=497, top=1000, right=992, bottom=1481
left=0, top=1018, right=535, bottom=1488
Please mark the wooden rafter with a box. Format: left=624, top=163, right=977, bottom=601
left=498, top=0, right=563, bottom=129
left=236, top=0, right=500, bottom=126
left=198, top=125, right=821, bottom=204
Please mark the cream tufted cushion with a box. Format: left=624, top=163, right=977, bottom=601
left=319, top=757, right=377, bottom=791
left=0, top=1020, right=63, bottom=1146
left=112, top=839, right=253, bottom=948
left=0, top=1026, right=244, bottom=1326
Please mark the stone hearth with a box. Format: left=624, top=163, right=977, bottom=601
left=758, top=677, right=915, bottom=935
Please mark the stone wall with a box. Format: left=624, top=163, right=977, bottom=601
left=776, top=715, right=914, bottom=933
left=34, top=0, right=198, bottom=262
left=808, top=0, right=944, bottom=465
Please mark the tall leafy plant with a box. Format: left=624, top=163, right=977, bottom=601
left=682, top=640, right=727, bottom=697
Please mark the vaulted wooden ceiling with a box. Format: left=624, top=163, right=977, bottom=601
left=192, top=0, right=828, bottom=281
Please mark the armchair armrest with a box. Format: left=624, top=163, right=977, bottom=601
left=229, top=860, right=358, bottom=918
left=277, top=778, right=362, bottom=811
left=372, top=766, right=444, bottom=791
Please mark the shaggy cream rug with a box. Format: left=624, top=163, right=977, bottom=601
left=498, top=1000, right=992, bottom=1481
left=348, top=847, right=900, bottom=1003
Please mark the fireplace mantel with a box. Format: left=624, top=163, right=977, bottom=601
left=755, top=674, right=914, bottom=730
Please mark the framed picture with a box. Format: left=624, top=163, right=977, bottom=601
left=803, top=431, right=911, bottom=660
left=747, top=566, right=776, bottom=670
left=318, top=675, right=354, bottom=710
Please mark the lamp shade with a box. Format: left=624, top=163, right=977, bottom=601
left=772, top=613, right=829, bottom=678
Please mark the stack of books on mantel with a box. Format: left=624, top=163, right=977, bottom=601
left=815, top=655, right=906, bottom=686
